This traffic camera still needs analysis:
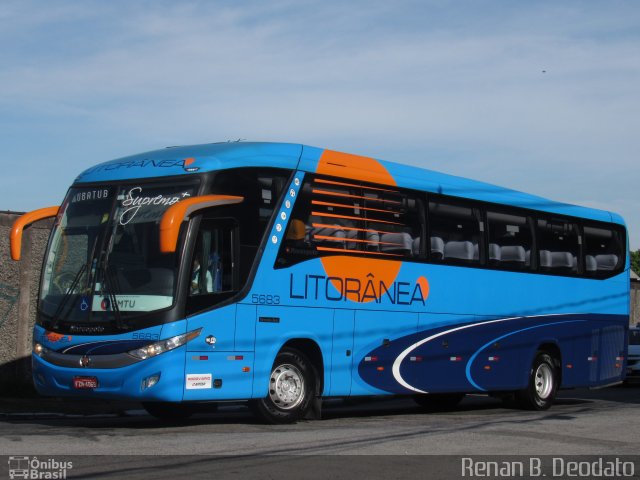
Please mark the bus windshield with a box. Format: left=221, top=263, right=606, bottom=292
left=39, top=182, right=197, bottom=326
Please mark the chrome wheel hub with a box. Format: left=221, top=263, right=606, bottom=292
left=535, top=363, right=553, bottom=399
left=269, top=363, right=305, bottom=410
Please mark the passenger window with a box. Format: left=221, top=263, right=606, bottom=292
left=208, top=168, right=289, bottom=283
left=583, top=225, right=624, bottom=277
left=307, top=178, right=359, bottom=252
left=189, top=220, right=237, bottom=296
left=486, top=211, right=533, bottom=270
left=428, top=200, right=482, bottom=265
left=537, top=219, right=580, bottom=274
left=277, top=175, right=423, bottom=266
left=361, top=184, right=423, bottom=258
left=185, top=218, right=239, bottom=315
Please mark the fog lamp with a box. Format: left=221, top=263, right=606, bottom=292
left=142, top=373, right=161, bottom=390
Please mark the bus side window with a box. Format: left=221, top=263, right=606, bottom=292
left=537, top=219, right=580, bottom=274
left=428, top=200, right=482, bottom=265
left=364, top=188, right=423, bottom=258
left=583, top=225, right=624, bottom=277
left=189, top=220, right=237, bottom=296
left=277, top=175, right=424, bottom=267
left=486, top=210, right=533, bottom=270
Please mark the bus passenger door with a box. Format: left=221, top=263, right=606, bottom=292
left=184, top=219, right=253, bottom=400
left=328, top=309, right=355, bottom=396
left=185, top=218, right=239, bottom=352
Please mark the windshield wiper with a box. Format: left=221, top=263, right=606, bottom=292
left=102, top=264, right=125, bottom=330
left=51, top=263, right=88, bottom=330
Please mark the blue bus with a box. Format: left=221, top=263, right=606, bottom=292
left=10, top=142, right=630, bottom=423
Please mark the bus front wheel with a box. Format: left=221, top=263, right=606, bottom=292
left=516, top=351, right=558, bottom=410
left=250, top=348, right=315, bottom=424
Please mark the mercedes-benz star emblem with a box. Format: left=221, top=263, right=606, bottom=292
left=79, top=355, right=91, bottom=368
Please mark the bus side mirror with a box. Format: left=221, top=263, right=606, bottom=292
left=159, top=195, right=244, bottom=253
left=10, top=207, right=59, bottom=261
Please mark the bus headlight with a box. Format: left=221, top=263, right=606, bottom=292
left=128, top=328, right=202, bottom=360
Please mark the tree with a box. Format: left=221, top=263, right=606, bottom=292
left=632, top=249, right=640, bottom=275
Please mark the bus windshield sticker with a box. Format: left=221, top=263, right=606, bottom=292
left=92, top=295, right=172, bottom=312
left=119, top=186, right=191, bottom=225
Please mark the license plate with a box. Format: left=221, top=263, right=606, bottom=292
left=73, top=376, right=98, bottom=389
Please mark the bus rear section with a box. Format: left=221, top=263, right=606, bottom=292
left=263, top=163, right=630, bottom=414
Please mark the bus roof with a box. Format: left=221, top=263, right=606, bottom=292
left=74, top=141, right=622, bottom=225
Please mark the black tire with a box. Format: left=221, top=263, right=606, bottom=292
left=413, top=393, right=465, bottom=411
left=250, top=348, right=316, bottom=424
left=142, top=401, right=195, bottom=421
left=516, top=351, right=558, bottom=410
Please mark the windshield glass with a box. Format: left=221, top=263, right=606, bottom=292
left=39, top=182, right=197, bottom=327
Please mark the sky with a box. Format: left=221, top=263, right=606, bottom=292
left=1, top=0, right=639, bottom=249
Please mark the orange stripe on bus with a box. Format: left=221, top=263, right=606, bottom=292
left=311, top=223, right=398, bottom=236
left=312, top=200, right=401, bottom=215
left=313, top=235, right=405, bottom=246
left=312, top=189, right=401, bottom=204
left=311, top=211, right=403, bottom=226
left=314, top=178, right=398, bottom=193
left=316, top=246, right=402, bottom=257
left=316, top=151, right=396, bottom=187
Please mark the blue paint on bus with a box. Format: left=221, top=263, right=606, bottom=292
left=23, top=142, right=629, bottom=415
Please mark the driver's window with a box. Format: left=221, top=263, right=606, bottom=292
left=189, top=220, right=237, bottom=297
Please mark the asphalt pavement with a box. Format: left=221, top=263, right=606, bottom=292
left=1, top=387, right=639, bottom=478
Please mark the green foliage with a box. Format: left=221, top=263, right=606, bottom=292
left=631, top=249, right=640, bottom=275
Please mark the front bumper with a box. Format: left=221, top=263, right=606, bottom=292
left=32, top=345, right=187, bottom=402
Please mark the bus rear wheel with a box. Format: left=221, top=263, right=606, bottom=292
left=516, top=351, right=558, bottom=410
left=413, top=393, right=465, bottom=411
left=250, top=348, right=315, bottom=424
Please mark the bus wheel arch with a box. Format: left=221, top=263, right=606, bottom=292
left=280, top=338, right=324, bottom=395
left=516, top=346, right=561, bottom=411
left=538, top=342, right=562, bottom=386
left=250, top=340, right=322, bottom=424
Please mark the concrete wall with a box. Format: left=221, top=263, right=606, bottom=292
left=0, top=212, right=52, bottom=392
left=631, top=281, right=640, bottom=327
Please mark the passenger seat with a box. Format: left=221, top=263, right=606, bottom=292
left=444, top=241, right=475, bottom=261
left=430, top=236, right=445, bottom=260
left=380, top=232, right=413, bottom=256
left=595, top=254, right=619, bottom=271
left=500, top=245, right=526, bottom=266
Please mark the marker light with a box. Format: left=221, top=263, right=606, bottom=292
left=33, top=342, right=46, bottom=356
left=129, top=329, right=202, bottom=360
